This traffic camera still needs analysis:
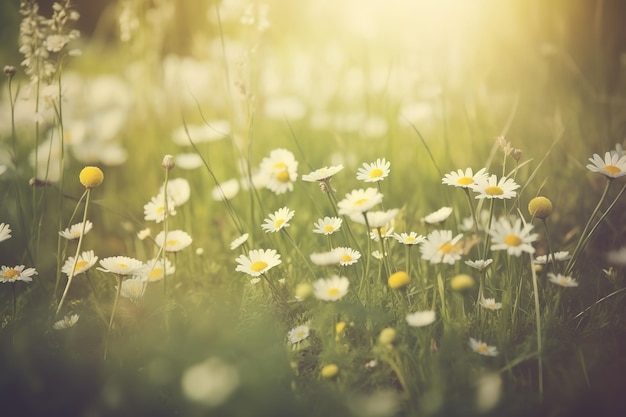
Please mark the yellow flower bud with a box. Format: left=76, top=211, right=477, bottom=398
left=79, top=166, right=104, bottom=188
left=378, top=327, right=397, bottom=345
left=335, top=321, right=346, bottom=335
left=295, top=282, right=313, bottom=300
left=450, top=274, right=474, bottom=291
left=528, top=196, right=553, bottom=219
left=321, top=364, right=339, bottom=379
left=388, top=271, right=410, bottom=290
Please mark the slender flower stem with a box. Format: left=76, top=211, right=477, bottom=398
left=11, top=283, right=16, bottom=321
left=104, top=274, right=123, bottom=360
left=529, top=253, right=544, bottom=399
left=541, top=219, right=556, bottom=272
left=282, top=229, right=316, bottom=280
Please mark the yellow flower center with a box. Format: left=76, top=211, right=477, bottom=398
left=341, top=254, right=353, bottom=263
left=504, top=234, right=522, bottom=247
left=251, top=261, right=268, bottom=272
left=296, top=330, right=306, bottom=339
left=324, top=225, right=334, bottom=233
left=405, top=236, right=415, bottom=242
left=369, top=168, right=384, bottom=178
left=476, top=344, right=490, bottom=354
left=274, top=219, right=285, bottom=229
left=439, top=241, right=462, bottom=254
left=276, top=169, right=290, bottom=183
left=326, top=288, right=340, bottom=297
left=74, top=260, right=89, bottom=272
left=457, top=176, right=474, bottom=185
left=354, top=198, right=368, bottom=206
left=156, top=206, right=165, bottom=215
left=604, top=165, right=622, bottom=174
left=149, top=268, right=164, bottom=280
left=485, top=185, right=503, bottom=196
left=166, top=240, right=180, bottom=247
left=3, top=269, right=18, bottom=280
left=117, top=263, right=128, bottom=269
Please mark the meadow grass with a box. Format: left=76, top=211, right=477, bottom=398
left=1, top=1, right=626, bottom=416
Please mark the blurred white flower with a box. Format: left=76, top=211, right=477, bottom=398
left=181, top=357, right=239, bottom=407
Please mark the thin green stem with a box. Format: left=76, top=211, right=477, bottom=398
left=529, top=253, right=544, bottom=399
left=104, top=274, right=123, bottom=360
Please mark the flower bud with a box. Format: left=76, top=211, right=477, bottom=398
left=320, top=364, right=339, bottom=379
left=388, top=271, right=410, bottom=290
left=378, top=327, right=397, bottom=345
left=162, top=154, right=175, bottom=170
left=79, top=166, right=104, bottom=188
left=450, top=274, right=474, bottom=291
left=528, top=196, right=553, bottom=219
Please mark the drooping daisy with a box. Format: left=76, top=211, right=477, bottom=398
left=98, top=256, right=144, bottom=276
left=143, top=194, right=177, bottom=223
left=334, top=247, right=361, bottom=266
left=337, top=188, right=384, bottom=215
left=155, top=230, right=193, bottom=252
left=465, top=259, right=493, bottom=271
left=0, top=265, right=38, bottom=283
left=59, top=220, right=93, bottom=240
left=53, top=314, right=79, bottom=330
left=356, top=158, right=390, bottom=182
left=120, top=276, right=146, bottom=301
left=469, top=338, right=499, bottom=356
left=420, top=230, right=464, bottom=265
left=261, top=207, right=295, bottom=233
left=259, top=148, right=299, bottom=195
left=479, top=298, right=503, bottom=310
left=160, top=178, right=191, bottom=206
left=0, top=223, right=12, bottom=242
left=371, top=250, right=384, bottom=260
left=61, top=250, right=98, bottom=277
left=422, top=207, right=453, bottom=224
left=140, top=257, right=176, bottom=282
left=534, top=251, right=571, bottom=265
left=547, top=273, right=579, bottom=287
left=586, top=151, right=626, bottom=179
left=287, top=325, right=310, bottom=344
left=230, top=233, right=249, bottom=250
left=235, top=249, right=282, bottom=277
left=472, top=175, right=519, bottom=200
left=211, top=179, right=240, bottom=201
left=310, top=250, right=342, bottom=266
left=313, top=217, right=342, bottom=235
left=489, top=218, right=538, bottom=256
left=301, top=165, right=344, bottom=182
left=442, top=167, right=489, bottom=188
left=369, top=225, right=395, bottom=241
left=350, top=208, right=399, bottom=228
left=405, top=310, right=436, bottom=327
left=137, top=228, right=151, bottom=240
left=393, top=232, right=426, bottom=245
left=313, top=275, right=350, bottom=301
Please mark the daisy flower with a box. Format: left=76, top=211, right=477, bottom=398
left=310, top=250, right=342, bottom=266
left=356, top=158, right=390, bottom=182
left=235, top=249, right=281, bottom=277
left=137, top=228, right=151, bottom=240
left=140, top=258, right=176, bottom=282
left=301, top=165, right=344, bottom=182
left=350, top=208, right=399, bottom=228
left=0, top=265, right=38, bottom=283
left=313, top=217, right=342, bottom=235
left=98, top=256, right=144, bottom=276
left=211, top=179, right=240, bottom=201
left=442, top=167, right=489, bottom=188
left=160, top=178, right=191, bottom=206
left=0, top=223, right=12, bottom=242
left=489, top=218, right=538, bottom=256
left=261, top=207, right=295, bottom=233
left=369, top=225, right=395, bottom=241
left=259, top=148, right=299, bottom=195
left=420, top=230, right=464, bottom=265
left=405, top=310, right=436, bottom=327
left=586, top=151, right=626, bottom=179
left=287, top=325, right=310, bottom=344
left=313, top=275, right=350, bottom=301
left=120, top=276, right=146, bottom=301
left=230, top=233, right=249, bottom=250
left=334, top=247, right=361, bottom=266
left=59, top=220, right=93, bottom=240
left=422, top=207, right=453, bottom=224
left=548, top=273, right=579, bottom=287
left=371, top=250, right=384, bottom=260
left=61, top=250, right=98, bottom=277
left=143, top=194, right=177, bottom=223
left=337, top=188, right=384, bottom=215
left=155, top=230, right=193, bottom=252
left=465, top=259, right=493, bottom=271
left=53, top=314, right=79, bottom=330
left=534, top=251, right=571, bottom=265
left=393, top=232, right=426, bottom=245
left=472, top=174, right=519, bottom=200
left=479, top=298, right=503, bottom=310
left=469, top=338, right=499, bottom=356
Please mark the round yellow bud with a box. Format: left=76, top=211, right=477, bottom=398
left=528, top=196, right=553, bottom=219
left=335, top=321, right=346, bottom=335
left=79, top=166, right=104, bottom=188
left=295, top=282, right=313, bottom=300
left=450, top=274, right=474, bottom=291
left=320, top=364, right=339, bottom=379
left=378, top=327, right=397, bottom=345
left=388, top=271, right=410, bottom=290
